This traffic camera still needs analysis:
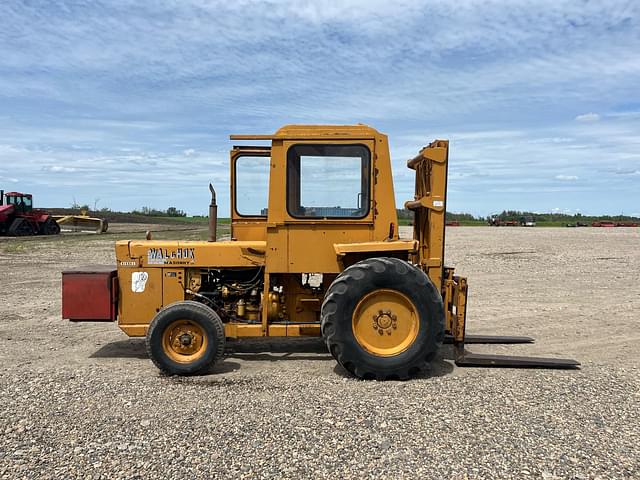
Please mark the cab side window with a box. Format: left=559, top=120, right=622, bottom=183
left=234, top=156, right=270, bottom=217
left=286, top=144, right=371, bottom=218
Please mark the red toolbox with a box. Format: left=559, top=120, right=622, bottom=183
left=62, top=267, right=118, bottom=321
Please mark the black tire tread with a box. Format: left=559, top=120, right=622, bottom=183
left=8, top=218, right=35, bottom=236
left=41, top=218, right=60, bottom=235
left=321, top=257, right=444, bottom=380
left=146, top=300, right=225, bottom=375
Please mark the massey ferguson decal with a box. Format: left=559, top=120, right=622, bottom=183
left=147, top=247, right=195, bottom=265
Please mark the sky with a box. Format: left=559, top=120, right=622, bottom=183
left=0, top=0, right=639, bottom=217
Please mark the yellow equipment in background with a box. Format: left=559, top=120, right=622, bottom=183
left=63, top=125, right=578, bottom=379
left=53, top=209, right=108, bottom=233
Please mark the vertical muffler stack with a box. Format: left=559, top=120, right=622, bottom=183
left=208, top=183, right=217, bottom=242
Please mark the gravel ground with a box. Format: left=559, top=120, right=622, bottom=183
left=0, top=226, right=639, bottom=479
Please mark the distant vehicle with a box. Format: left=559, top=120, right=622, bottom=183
left=488, top=217, right=518, bottom=226
left=52, top=210, right=109, bottom=233
left=445, top=220, right=460, bottom=226
left=592, top=221, right=615, bottom=227
left=0, top=190, right=60, bottom=236
left=520, top=216, right=536, bottom=227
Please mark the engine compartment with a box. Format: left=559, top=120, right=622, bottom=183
left=187, top=268, right=332, bottom=325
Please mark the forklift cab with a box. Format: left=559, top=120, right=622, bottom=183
left=228, top=125, right=400, bottom=274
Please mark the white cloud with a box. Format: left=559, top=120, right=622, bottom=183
left=183, top=148, right=196, bottom=156
left=41, top=165, right=77, bottom=173
left=575, top=113, right=601, bottom=123
left=555, top=174, right=579, bottom=181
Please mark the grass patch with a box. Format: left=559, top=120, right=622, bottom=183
left=2, top=242, right=28, bottom=254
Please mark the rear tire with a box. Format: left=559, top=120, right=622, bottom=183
left=146, top=301, right=225, bottom=375
left=8, top=218, right=35, bottom=236
left=321, top=257, right=444, bottom=380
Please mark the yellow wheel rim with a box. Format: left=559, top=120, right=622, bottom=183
left=352, top=289, right=419, bottom=357
left=161, top=319, right=208, bottom=364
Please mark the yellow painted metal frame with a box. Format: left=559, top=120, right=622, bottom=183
left=443, top=267, right=468, bottom=344
left=404, top=140, right=449, bottom=292
left=114, top=125, right=462, bottom=342
left=53, top=213, right=107, bottom=233
left=230, top=146, right=270, bottom=242
left=334, top=240, right=417, bottom=256
left=119, top=240, right=267, bottom=268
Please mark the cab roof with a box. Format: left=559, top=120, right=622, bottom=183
left=3, top=192, right=30, bottom=197
left=230, top=124, right=382, bottom=141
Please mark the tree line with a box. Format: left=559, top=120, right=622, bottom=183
left=397, top=209, right=640, bottom=223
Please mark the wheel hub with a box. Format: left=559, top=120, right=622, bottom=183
left=372, top=310, right=397, bottom=334
left=352, top=289, right=420, bottom=357
left=162, top=320, right=207, bottom=362
left=172, top=329, right=200, bottom=354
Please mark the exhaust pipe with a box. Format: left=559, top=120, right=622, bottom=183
left=208, top=183, right=217, bottom=242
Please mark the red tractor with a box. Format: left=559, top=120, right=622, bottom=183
left=0, top=190, right=60, bottom=236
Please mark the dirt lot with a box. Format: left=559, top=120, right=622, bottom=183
left=0, top=226, right=638, bottom=479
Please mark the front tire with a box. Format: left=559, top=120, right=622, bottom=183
left=146, top=301, right=225, bottom=375
left=321, top=257, right=444, bottom=380
left=40, top=218, right=60, bottom=235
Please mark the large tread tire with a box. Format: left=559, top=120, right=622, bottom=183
left=8, top=218, right=35, bottom=236
left=40, top=218, right=60, bottom=235
left=146, top=300, right=225, bottom=376
left=321, top=257, right=444, bottom=380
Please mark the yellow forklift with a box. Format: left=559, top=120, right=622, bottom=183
left=62, top=125, right=578, bottom=379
